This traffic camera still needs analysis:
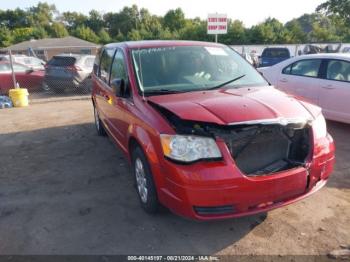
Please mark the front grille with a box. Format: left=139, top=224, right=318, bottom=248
left=194, top=205, right=235, bottom=216
left=222, top=124, right=311, bottom=176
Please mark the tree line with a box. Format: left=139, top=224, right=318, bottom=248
left=0, top=0, right=349, bottom=48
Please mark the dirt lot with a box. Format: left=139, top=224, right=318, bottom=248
left=0, top=97, right=349, bottom=255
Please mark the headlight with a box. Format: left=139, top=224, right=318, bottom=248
left=312, top=114, right=327, bottom=139
left=160, top=134, right=222, bottom=163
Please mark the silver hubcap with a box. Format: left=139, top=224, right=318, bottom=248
left=135, top=158, right=148, bottom=203
left=94, top=107, right=100, bottom=131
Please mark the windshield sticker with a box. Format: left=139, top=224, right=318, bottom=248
left=205, top=47, right=228, bottom=56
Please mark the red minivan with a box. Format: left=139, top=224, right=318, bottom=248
left=92, top=41, right=335, bottom=220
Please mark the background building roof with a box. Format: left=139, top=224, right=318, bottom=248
left=2, top=36, right=100, bottom=51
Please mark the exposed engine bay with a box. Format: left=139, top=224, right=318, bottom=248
left=151, top=102, right=312, bottom=176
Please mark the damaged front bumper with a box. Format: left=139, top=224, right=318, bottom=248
left=155, top=133, right=335, bottom=220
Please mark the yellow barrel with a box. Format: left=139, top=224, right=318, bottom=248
left=9, top=88, right=29, bottom=107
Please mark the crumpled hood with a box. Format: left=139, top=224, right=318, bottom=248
left=147, top=86, right=320, bottom=125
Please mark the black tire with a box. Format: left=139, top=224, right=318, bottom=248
left=132, top=146, right=159, bottom=214
left=80, top=79, right=92, bottom=94
left=94, top=106, right=107, bottom=136
left=41, top=81, right=51, bottom=92
left=52, top=87, right=62, bottom=94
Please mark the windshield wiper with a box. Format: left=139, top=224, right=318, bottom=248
left=144, top=89, right=188, bottom=96
left=207, top=74, right=246, bottom=90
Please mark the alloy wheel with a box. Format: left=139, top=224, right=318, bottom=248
left=135, top=158, right=148, bottom=203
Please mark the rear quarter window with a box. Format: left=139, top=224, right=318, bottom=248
left=84, top=57, right=95, bottom=68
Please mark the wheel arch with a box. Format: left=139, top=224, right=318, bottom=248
left=127, top=124, right=164, bottom=189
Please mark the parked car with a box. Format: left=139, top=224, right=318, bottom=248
left=259, top=47, right=291, bottom=67
left=259, top=53, right=350, bottom=124
left=0, top=55, right=46, bottom=71
left=0, top=61, right=44, bottom=95
left=92, top=41, right=334, bottom=220
left=43, top=54, right=95, bottom=93
left=343, top=47, right=350, bottom=53
left=301, top=43, right=342, bottom=55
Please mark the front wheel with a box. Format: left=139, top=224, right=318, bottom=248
left=94, top=106, right=107, bottom=136
left=132, top=146, right=159, bottom=214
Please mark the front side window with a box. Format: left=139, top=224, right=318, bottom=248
left=326, top=60, right=350, bottom=82
left=98, top=48, right=115, bottom=84
left=30, top=58, right=44, bottom=66
left=131, top=45, right=268, bottom=95
left=12, top=63, right=29, bottom=72
left=110, top=51, right=127, bottom=81
left=0, top=63, right=10, bottom=73
left=283, top=59, right=321, bottom=78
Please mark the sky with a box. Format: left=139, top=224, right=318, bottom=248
left=0, top=0, right=326, bottom=27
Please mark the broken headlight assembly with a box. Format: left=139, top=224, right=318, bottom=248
left=160, top=134, right=222, bottom=163
left=312, top=114, right=327, bottom=139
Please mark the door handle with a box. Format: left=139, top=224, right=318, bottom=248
left=322, top=85, right=335, bottom=90
left=280, top=78, right=288, bottom=83
left=101, top=93, right=113, bottom=105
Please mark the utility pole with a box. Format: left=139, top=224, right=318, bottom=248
left=8, top=50, right=17, bottom=89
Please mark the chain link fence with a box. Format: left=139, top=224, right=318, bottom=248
left=0, top=50, right=96, bottom=100
left=1, top=42, right=350, bottom=101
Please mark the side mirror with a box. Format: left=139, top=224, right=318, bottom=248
left=111, top=78, right=129, bottom=97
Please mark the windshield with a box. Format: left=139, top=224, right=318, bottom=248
left=262, top=48, right=290, bottom=58
left=131, top=45, right=268, bottom=95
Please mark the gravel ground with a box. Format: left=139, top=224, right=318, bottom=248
left=0, top=97, right=349, bottom=256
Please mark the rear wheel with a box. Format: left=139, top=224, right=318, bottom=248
left=41, top=81, right=50, bottom=92
left=94, top=106, right=107, bottom=136
left=132, top=146, right=159, bottom=214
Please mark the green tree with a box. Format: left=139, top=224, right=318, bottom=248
left=60, top=11, right=88, bottom=31
left=0, top=8, right=30, bottom=29
left=317, top=0, right=350, bottom=23
left=309, top=16, right=341, bottom=42
left=163, top=8, right=186, bottom=32
left=179, top=19, right=210, bottom=42
left=127, top=29, right=142, bottom=41
left=49, top=22, right=69, bottom=38
left=220, top=20, right=248, bottom=44
left=32, top=26, right=48, bottom=39
left=28, top=2, right=57, bottom=27
left=248, top=18, right=289, bottom=44
left=73, top=25, right=99, bottom=43
left=0, top=26, right=13, bottom=47
left=159, top=28, right=174, bottom=40
left=115, top=31, right=125, bottom=42
left=98, top=28, right=111, bottom=44
left=12, top=27, right=35, bottom=42
left=285, top=20, right=307, bottom=43
left=104, top=5, right=140, bottom=37
left=87, top=10, right=105, bottom=32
